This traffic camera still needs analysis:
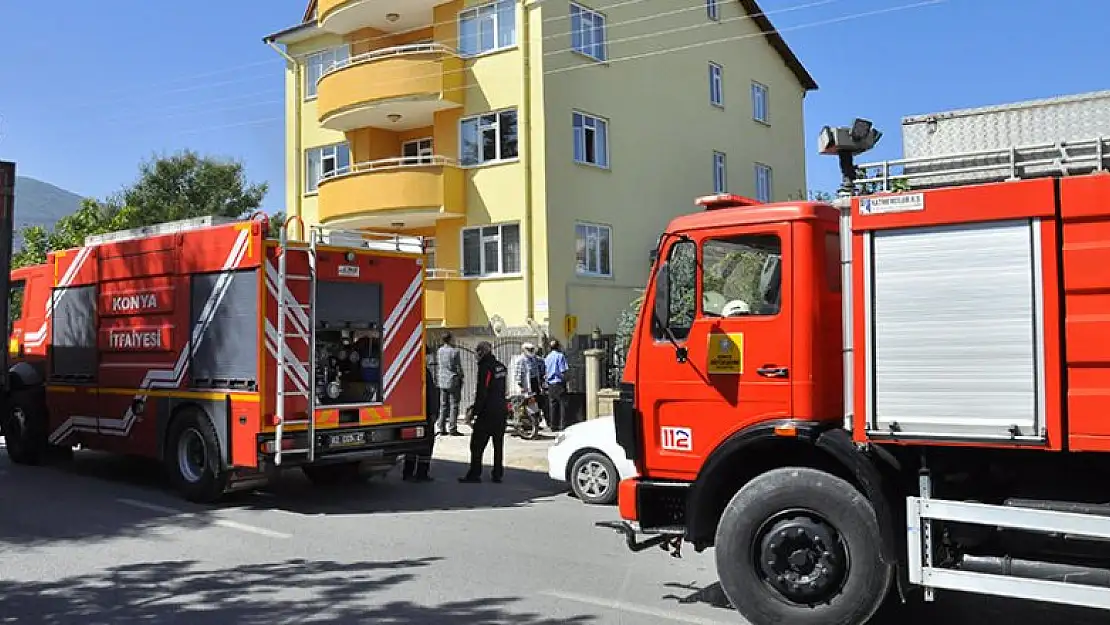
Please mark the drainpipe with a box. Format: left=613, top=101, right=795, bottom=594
left=520, top=0, right=537, bottom=329
left=267, top=40, right=302, bottom=235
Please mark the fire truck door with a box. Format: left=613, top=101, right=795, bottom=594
left=635, top=223, right=793, bottom=479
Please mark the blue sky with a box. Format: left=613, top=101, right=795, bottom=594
left=0, top=0, right=1106, bottom=210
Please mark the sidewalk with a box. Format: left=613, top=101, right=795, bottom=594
left=430, top=423, right=556, bottom=473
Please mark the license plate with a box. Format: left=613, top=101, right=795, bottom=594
left=329, top=431, right=366, bottom=447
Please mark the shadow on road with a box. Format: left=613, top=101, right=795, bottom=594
left=660, top=580, right=1110, bottom=624
left=0, top=449, right=566, bottom=547
left=0, top=557, right=596, bottom=624
left=219, top=458, right=567, bottom=517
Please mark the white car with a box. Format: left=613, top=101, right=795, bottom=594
left=547, top=415, right=638, bottom=505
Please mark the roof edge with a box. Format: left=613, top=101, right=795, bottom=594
left=738, top=0, right=818, bottom=91
left=263, top=21, right=318, bottom=45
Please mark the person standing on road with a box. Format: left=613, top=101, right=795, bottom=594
left=435, top=332, right=464, bottom=436
left=520, top=342, right=548, bottom=427
left=544, top=339, right=569, bottom=432
left=403, top=353, right=438, bottom=482
left=459, top=341, right=509, bottom=484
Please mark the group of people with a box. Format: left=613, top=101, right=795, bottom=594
left=400, top=332, right=574, bottom=484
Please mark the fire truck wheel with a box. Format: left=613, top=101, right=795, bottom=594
left=4, top=389, right=47, bottom=465
left=714, top=466, right=892, bottom=625
left=165, top=409, right=229, bottom=503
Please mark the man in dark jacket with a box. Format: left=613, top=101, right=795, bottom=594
left=459, top=341, right=509, bottom=484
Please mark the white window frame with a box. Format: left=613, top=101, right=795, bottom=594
left=713, top=152, right=727, bottom=194
left=572, top=111, right=610, bottom=168
left=709, top=62, right=724, bottom=107
left=458, top=0, right=516, bottom=58
left=304, top=142, right=351, bottom=194
left=707, top=0, right=720, bottom=21
left=461, top=222, right=522, bottom=278
left=755, top=163, right=773, bottom=202
left=402, top=137, right=434, bottom=165
left=570, top=3, right=608, bottom=62
left=303, top=45, right=350, bottom=100
left=575, top=222, right=613, bottom=277
left=459, top=108, right=519, bottom=167
left=751, top=81, right=770, bottom=124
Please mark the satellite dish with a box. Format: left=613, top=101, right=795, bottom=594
left=490, top=314, right=506, bottom=337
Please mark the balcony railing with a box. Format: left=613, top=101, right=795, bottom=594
left=320, top=155, right=457, bottom=183
left=425, top=268, right=461, bottom=279
left=319, top=43, right=457, bottom=85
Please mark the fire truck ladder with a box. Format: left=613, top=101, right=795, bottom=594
left=273, top=217, right=317, bottom=466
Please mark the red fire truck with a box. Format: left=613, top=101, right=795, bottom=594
left=3, top=214, right=431, bottom=502
left=603, top=122, right=1110, bottom=624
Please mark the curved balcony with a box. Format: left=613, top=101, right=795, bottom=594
left=316, top=43, right=463, bottom=132
left=317, top=156, right=465, bottom=229
left=318, top=0, right=453, bottom=35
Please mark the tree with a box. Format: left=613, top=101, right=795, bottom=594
left=13, top=150, right=268, bottom=268
left=115, top=150, right=268, bottom=224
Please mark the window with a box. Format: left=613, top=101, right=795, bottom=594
left=459, top=0, right=516, bottom=57
left=707, top=0, right=720, bottom=20
left=709, top=62, right=723, bottom=106
left=573, top=112, right=609, bottom=168
left=755, top=163, right=773, bottom=202
left=460, top=109, right=518, bottom=166
left=305, top=143, right=351, bottom=193
left=713, top=152, right=727, bottom=193
left=8, top=280, right=24, bottom=336
left=653, top=239, right=697, bottom=340
left=701, top=234, right=782, bottom=317
left=426, top=238, right=438, bottom=272
left=402, top=138, right=434, bottom=165
left=575, top=223, right=612, bottom=277
left=304, top=45, right=349, bottom=99
left=462, top=223, right=521, bottom=277
left=570, top=3, right=607, bottom=61
left=751, top=81, right=769, bottom=123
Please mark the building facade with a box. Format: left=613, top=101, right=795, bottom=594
left=264, top=0, right=816, bottom=345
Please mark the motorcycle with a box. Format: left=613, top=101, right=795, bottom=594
left=508, top=395, right=542, bottom=440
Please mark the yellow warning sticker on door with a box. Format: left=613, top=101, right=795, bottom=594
left=707, top=332, right=744, bottom=375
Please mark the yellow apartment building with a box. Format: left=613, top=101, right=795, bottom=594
left=263, top=0, right=816, bottom=345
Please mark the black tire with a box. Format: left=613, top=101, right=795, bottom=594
left=4, top=389, right=47, bottom=465
left=165, top=408, right=229, bottom=504
left=714, top=467, right=892, bottom=625
left=303, top=461, right=363, bottom=486
left=569, top=451, right=619, bottom=505
left=517, top=412, right=540, bottom=440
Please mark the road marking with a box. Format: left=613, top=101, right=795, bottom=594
left=541, top=590, right=733, bottom=625
left=214, top=519, right=292, bottom=539
left=116, top=497, right=181, bottom=515
left=115, top=497, right=292, bottom=539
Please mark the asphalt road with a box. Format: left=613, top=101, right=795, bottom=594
left=1, top=444, right=1108, bottom=625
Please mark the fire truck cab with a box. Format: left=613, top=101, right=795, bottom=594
left=608, top=130, right=1110, bottom=624
left=4, top=214, right=432, bottom=502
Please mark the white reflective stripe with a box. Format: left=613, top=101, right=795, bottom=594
left=383, top=323, right=423, bottom=400
left=382, top=272, right=422, bottom=346
left=48, top=229, right=251, bottom=445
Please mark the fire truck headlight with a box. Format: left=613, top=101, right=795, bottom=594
left=326, top=381, right=342, bottom=399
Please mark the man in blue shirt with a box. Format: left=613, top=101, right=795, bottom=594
left=543, top=339, right=570, bottom=432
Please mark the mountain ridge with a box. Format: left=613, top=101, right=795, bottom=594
left=12, top=176, right=84, bottom=250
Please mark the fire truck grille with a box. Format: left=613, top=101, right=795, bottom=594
left=639, top=483, right=689, bottom=528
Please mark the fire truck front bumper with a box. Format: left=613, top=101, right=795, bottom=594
left=596, top=477, right=689, bottom=556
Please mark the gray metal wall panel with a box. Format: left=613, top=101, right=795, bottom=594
left=190, top=269, right=258, bottom=387
left=900, top=91, right=1110, bottom=188
left=869, top=219, right=1042, bottom=439
left=51, top=285, right=97, bottom=379
left=316, top=280, right=382, bottom=327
